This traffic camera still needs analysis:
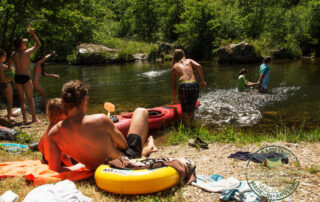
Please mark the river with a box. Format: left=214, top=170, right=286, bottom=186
left=35, top=58, right=320, bottom=130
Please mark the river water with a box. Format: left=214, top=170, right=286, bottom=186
left=36, top=59, right=320, bottom=129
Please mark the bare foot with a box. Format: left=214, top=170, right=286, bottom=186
left=142, top=136, right=158, bottom=157
left=7, top=116, right=17, bottom=122
left=23, top=117, right=28, bottom=124
left=32, top=118, right=39, bottom=123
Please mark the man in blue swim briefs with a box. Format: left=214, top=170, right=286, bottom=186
left=44, top=80, right=158, bottom=172
left=8, top=25, right=41, bottom=123
left=171, top=49, right=206, bottom=125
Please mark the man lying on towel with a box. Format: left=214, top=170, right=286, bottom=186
left=44, top=80, right=157, bottom=172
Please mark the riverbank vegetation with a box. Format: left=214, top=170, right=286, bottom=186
left=167, top=123, right=320, bottom=146
left=1, top=0, right=320, bottom=61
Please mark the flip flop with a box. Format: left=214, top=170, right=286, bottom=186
left=188, top=137, right=208, bottom=149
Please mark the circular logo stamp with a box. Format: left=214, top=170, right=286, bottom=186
left=245, top=145, right=300, bottom=200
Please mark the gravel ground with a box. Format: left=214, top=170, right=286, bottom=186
left=151, top=142, right=320, bottom=201
left=1, top=109, right=319, bottom=201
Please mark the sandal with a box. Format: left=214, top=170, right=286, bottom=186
left=188, top=137, right=208, bottom=149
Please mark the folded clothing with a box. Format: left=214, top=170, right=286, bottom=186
left=0, top=160, right=93, bottom=185
left=108, top=157, right=196, bottom=185
left=228, top=151, right=289, bottom=164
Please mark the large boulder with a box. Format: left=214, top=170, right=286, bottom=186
left=271, top=47, right=293, bottom=60
left=76, top=43, right=117, bottom=65
left=216, top=42, right=263, bottom=64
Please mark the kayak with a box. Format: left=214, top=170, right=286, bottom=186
left=27, top=101, right=200, bottom=151
left=113, top=101, right=200, bottom=136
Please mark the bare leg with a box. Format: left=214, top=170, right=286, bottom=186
left=182, top=112, right=190, bottom=126
left=24, top=81, right=37, bottom=122
left=16, top=84, right=27, bottom=123
left=141, top=136, right=158, bottom=157
left=4, top=85, right=13, bottom=120
left=34, top=82, right=47, bottom=110
left=188, top=112, right=195, bottom=124
left=127, top=108, right=149, bottom=150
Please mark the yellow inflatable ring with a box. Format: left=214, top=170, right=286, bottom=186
left=95, top=164, right=179, bottom=194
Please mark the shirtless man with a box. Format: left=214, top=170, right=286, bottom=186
left=44, top=80, right=158, bottom=172
left=171, top=49, right=206, bottom=124
left=9, top=25, right=41, bottom=123
left=0, top=49, right=15, bottom=121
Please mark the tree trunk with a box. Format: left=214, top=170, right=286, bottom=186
left=1, top=10, right=10, bottom=49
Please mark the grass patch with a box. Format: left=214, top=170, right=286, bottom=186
left=103, top=38, right=158, bottom=60
left=15, top=132, right=33, bottom=144
left=307, top=165, right=320, bottom=174
left=167, top=123, right=320, bottom=145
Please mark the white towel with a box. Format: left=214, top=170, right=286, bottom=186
left=23, top=180, right=91, bottom=202
left=192, top=176, right=240, bottom=192
left=0, top=190, right=18, bottom=202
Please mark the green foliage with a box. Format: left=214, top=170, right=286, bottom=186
left=175, top=0, right=220, bottom=59
left=1, top=0, right=320, bottom=60
left=15, top=132, right=32, bottom=144
left=66, top=51, right=78, bottom=64
left=116, top=48, right=134, bottom=61
left=147, top=44, right=159, bottom=62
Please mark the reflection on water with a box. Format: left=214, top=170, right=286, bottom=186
left=139, top=70, right=169, bottom=78
left=36, top=59, right=320, bottom=129
left=197, top=86, right=300, bottom=126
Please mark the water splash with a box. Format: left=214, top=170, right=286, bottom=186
left=196, top=86, right=300, bottom=126
left=140, top=70, right=168, bottom=78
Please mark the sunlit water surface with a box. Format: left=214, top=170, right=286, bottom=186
left=35, top=59, right=320, bottom=129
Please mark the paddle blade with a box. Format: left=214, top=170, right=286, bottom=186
left=104, top=102, right=115, bottom=112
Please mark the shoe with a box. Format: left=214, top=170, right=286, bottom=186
left=188, top=137, right=208, bottom=149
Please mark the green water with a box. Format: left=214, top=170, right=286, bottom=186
left=36, top=59, right=320, bottom=129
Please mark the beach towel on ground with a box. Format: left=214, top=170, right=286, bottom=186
left=23, top=180, right=92, bottom=202
left=0, top=160, right=93, bottom=185
left=191, top=174, right=240, bottom=192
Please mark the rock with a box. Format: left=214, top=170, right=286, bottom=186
left=271, top=47, right=292, bottom=59
left=157, top=42, right=175, bottom=54
left=133, top=53, right=147, bottom=61
left=76, top=43, right=117, bottom=65
left=216, top=42, right=263, bottom=64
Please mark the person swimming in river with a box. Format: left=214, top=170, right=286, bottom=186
left=237, top=68, right=258, bottom=92
left=8, top=25, right=41, bottom=123
left=33, top=51, right=60, bottom=110
left=171, top=49, right=206, bottom=125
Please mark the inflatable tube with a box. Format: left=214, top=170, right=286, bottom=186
left=115, top=101, right=200, bottom=136
left=95, top=165, right=179, bottom=195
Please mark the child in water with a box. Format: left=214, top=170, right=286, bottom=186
left=258, top=56, right=272, bottom=93
left=0, top=49, right=16, bottom=121
left=38, top=98, right=75, bottom=166
left=33, top=51, right=60, bottom=110
left=237, top=68, right=258, bottom=92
